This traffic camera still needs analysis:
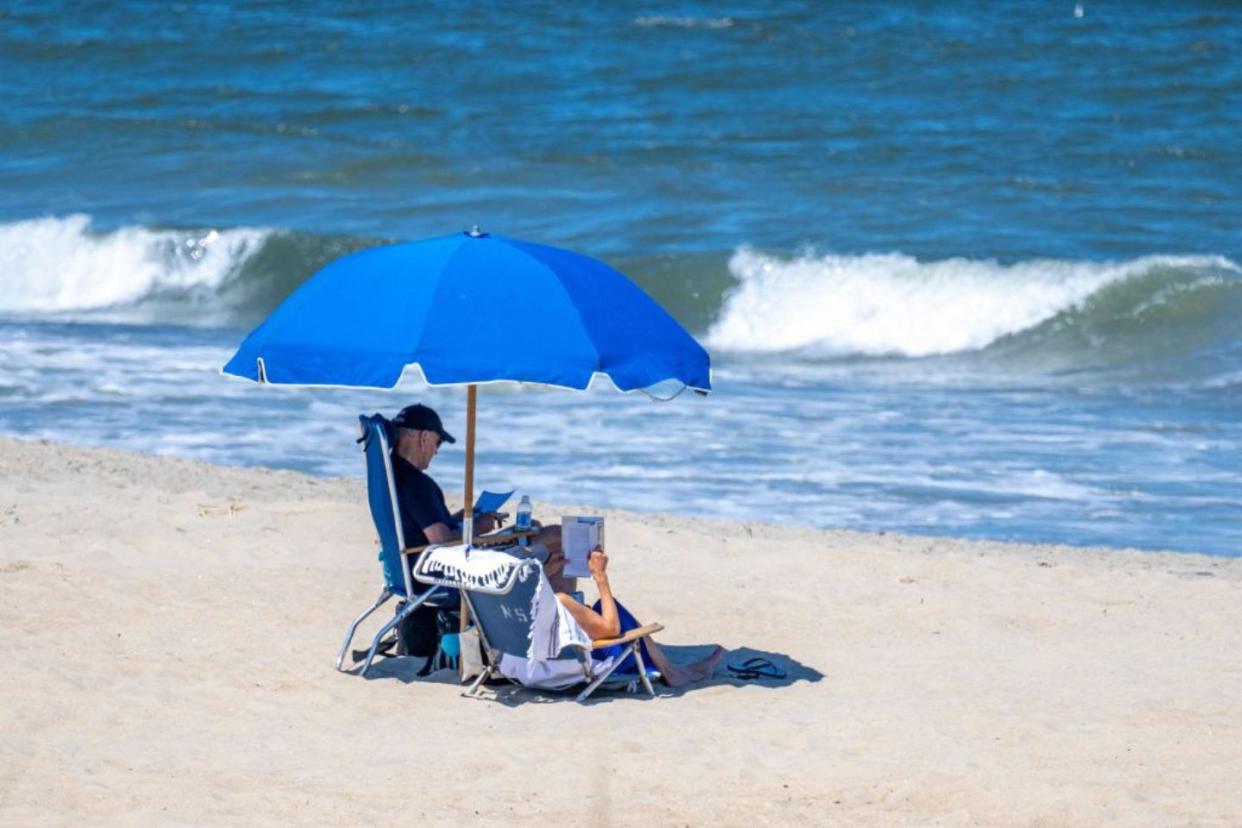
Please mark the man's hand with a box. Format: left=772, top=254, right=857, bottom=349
left=475, top=511, right=499, bottom=535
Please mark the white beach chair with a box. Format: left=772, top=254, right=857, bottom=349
left=412, top=544, right=663, bottom=702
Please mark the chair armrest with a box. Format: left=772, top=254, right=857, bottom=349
left=591, top=622, right=664, bottom=649
left=474, top=527, right=540, bottom=547
left=400, top=527, right=539, bottom=556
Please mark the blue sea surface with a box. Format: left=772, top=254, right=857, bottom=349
left=1, top=2, right=1239, bottom=554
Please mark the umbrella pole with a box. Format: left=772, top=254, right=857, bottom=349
left=463, top=383, right=476, bottom=548
left=460, top=383, right=476, bottom=684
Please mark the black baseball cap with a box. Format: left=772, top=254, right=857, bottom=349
left=392, top=403, right=456, bottom=444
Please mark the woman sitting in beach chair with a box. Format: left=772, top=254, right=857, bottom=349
left=559, top=546, right=723, bottom=688
left=415, top=539, right=723, bottom=697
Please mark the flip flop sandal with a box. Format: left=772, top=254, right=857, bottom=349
left=727, top=657, right=787, bottom=680
left=728, top=656, right=770, bottom=673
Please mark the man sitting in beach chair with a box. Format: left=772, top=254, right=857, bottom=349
left=388, top=403, right=496, bottom=549
left=389, top=402, right=577, bottom=592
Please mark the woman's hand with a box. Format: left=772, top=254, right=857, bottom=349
left=587, top=547, right=609, bottom=581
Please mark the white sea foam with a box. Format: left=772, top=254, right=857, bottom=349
left=707, top=247, right=1240, bottom=358
left=0, top=214, right=270, bottom=312
left=634, top=15, right=734, bottom=29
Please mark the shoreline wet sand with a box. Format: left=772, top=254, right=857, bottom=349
left=1, top=436, right=1238, bottom=824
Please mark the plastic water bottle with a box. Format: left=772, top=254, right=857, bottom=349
left=515, top=495, right=532, bottom=531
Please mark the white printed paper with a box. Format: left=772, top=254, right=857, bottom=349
left=561, top=515, right=605, bottom=579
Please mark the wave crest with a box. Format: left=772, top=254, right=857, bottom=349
left=707, top=247, right=1241, bottom=358
left=0, top=214, right=270, bottom=313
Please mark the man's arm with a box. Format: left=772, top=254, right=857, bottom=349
left=398, top=471, right=493, bottom=545
left=420, top=513, right=499, bottom=546
left=422, top=522, right=455, bottom=545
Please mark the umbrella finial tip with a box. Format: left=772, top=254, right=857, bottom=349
left=466, top=224, right=488, bottom=238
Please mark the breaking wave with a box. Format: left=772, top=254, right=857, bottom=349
left=4, top=214, right=1240, bottom=373
left=0, top=214, right=372, bottom=322
left=0, top=214, right=269, bottom=312
left=707, top=247, right=1242, bottom=359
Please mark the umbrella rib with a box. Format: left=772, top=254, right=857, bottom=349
left=513, top=244, right=605, bottom=386
left=547, top=259, right=606, bottom=382
left=405, top=238, right=473, bottom=379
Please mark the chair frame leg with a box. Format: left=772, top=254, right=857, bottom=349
left=575, top=642, right=637, bottom=703
left=358, top=587, right=441, bottom=678
left=335, top=588, right=392, bottom=671
left=462, top=665, right=494, bottom=698
left=633, top=641, right=657, bottom=697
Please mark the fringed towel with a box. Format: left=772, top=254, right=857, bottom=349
left=498, top=556, right=596, bottom=689
left=420, top=544, right=599, bottom=689
left=420, top=543, right=526, bottom=593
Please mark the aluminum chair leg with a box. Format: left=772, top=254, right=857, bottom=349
left=575, top=642, right=636, bottom=702
left=358, top=587, right=441, bottom=678
left=632, top=644, right=657, bottom=698
left=463, top=665, right=494, bottom=697
left=335, top=588, right=392, bottom=671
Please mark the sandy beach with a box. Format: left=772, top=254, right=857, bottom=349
left=0, top=435, right=1238, bottom=825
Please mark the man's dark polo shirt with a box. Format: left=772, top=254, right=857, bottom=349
left=391, top=453, right=456, bottom=549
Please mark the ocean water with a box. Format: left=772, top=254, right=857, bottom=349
left=1, top=2, right=1239, bottom=555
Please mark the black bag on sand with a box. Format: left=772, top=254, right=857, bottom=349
left=401, top=603, right=465, bottom=676
left=395, top=600, right=442, bottom=658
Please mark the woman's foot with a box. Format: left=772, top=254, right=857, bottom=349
left=659, top=645, right=725, bottom=688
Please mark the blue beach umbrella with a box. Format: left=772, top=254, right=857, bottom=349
left=223, top=227, right=711, bottom=544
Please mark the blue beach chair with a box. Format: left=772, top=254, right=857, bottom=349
left=413, top=546, right=663, bottom=702
left=335, top=414, right=452, bottom=676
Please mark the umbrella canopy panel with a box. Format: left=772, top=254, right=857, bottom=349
left=223, top=231, right=711, bottom=394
